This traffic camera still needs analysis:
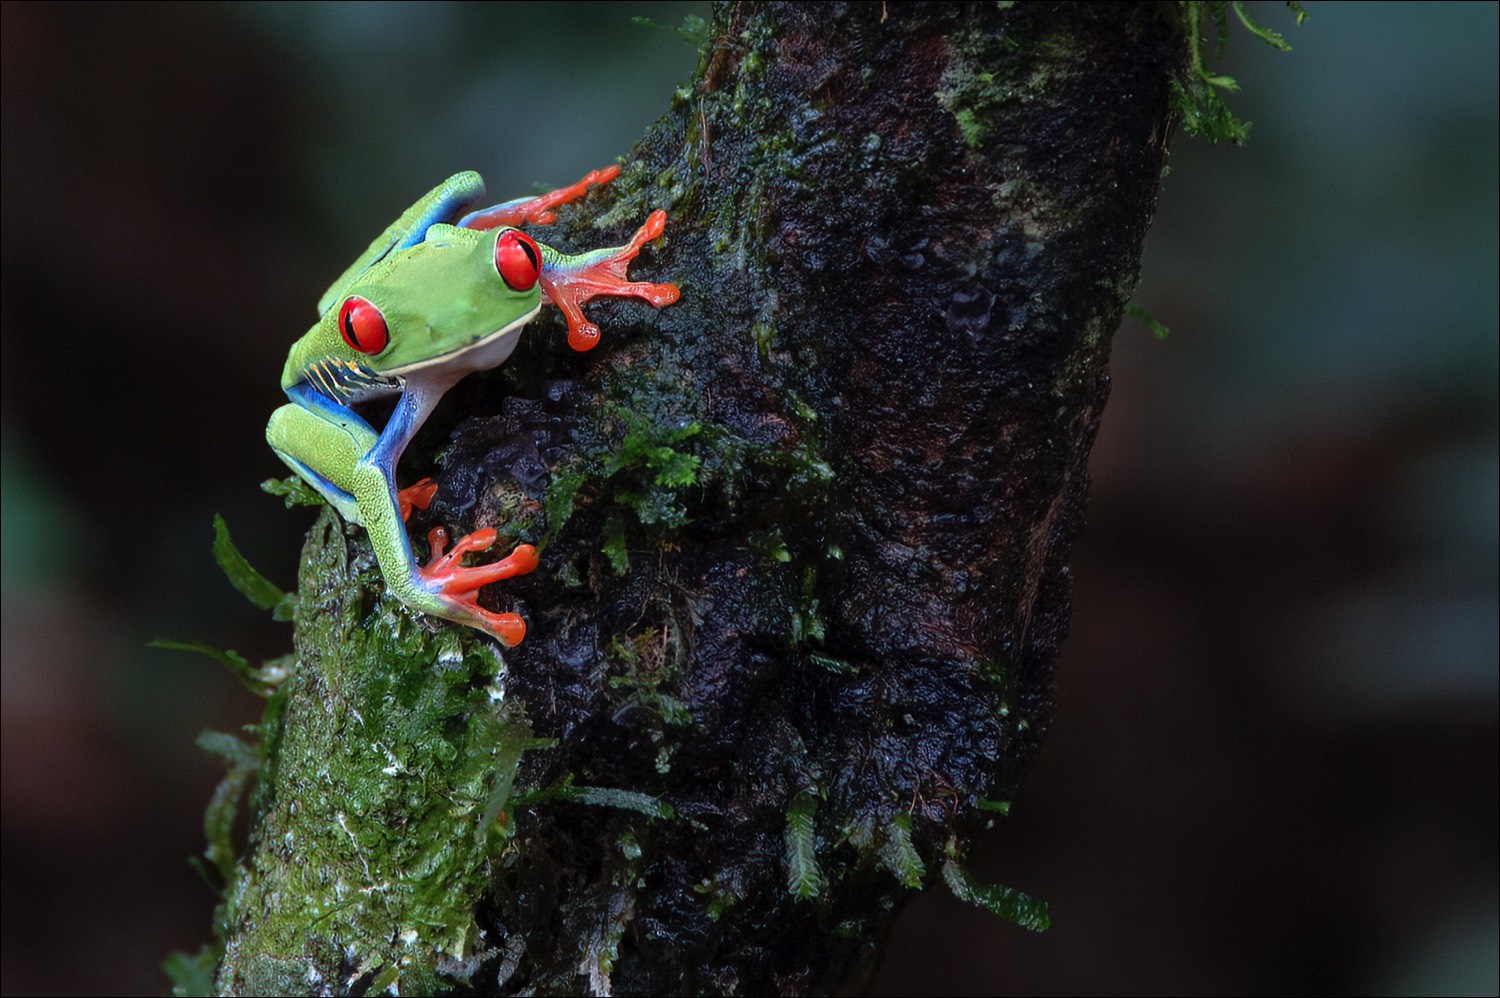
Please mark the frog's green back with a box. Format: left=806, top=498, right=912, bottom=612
left=315, top=171, right=488, bottom=318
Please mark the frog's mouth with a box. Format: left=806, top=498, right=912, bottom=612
left=384, top=303, right=544, bottom=379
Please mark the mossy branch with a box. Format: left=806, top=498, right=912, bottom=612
left=201, top=4, right=1197, bottom=995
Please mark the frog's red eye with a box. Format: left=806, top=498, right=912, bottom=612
left=495, top=230, right=541, bottom=292
left=338, top=296, right=388, bottom=354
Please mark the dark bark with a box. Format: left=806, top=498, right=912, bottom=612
left=215, top=3, right=1186, bottom=995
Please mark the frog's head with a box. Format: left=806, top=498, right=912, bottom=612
left=284, top=223, right=543, bottom=391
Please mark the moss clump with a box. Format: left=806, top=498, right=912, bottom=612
left=1175, top=1, right=1307, bottom=144
left=213, top=510, right=551, bottom=995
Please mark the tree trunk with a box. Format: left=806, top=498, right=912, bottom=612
left=214, top=3, right=1186, bottom=994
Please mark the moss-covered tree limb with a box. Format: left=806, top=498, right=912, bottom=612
left=212, top=3, right=1188, bottom=995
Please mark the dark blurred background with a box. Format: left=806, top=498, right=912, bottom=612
left=2, top=3, right=1494, bottom=995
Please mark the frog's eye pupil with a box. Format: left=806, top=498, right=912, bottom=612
left=495, top=230, right=541, bottom=292
left=338, top=296, right=388, bottom=354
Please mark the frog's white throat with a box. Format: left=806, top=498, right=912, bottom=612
left=384, top=303, right=543, bottom=383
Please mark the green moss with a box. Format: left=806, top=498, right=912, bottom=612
left=164, top=945, right=218, bottom=998
left=876, top=814, right=926, bottom=889
left=843, top=810, right=931, bottom=893
left=693, top=875, right=745, bottom=921
left=602, top=516, right=631, bottom=575
left=791, top=600, right=826, bottom=645
left=975, top=655, right=1010, bottom=689
left=576, top=886, right=636, bottom=996
left=541, top=403, right=709, bottom=573
left=784, top=791, right=826, bottom=901
left=628, top=12, right=708, bottom=47
left=533, top=354, right=836, bottom=613
left=513, top=774, right=675, bottom=820
left=1125, top=300, right=1171, bottom=339
left=935, top=15, right=1032, bottom=154
left=195, top=731, right=257, bottom=886
left=211, top=515, right=294, bottom=620
left=941, top=861, right=1051, bottom=933
left=608, top=629, right=694, bottom=733
left=1176, top=1, right=1307, bottom=144
left=805, top=652, right=858, bottom=676
left=260, top=474, right=325, bottom=509
left=213, top=511, right=554, bottom=993
left=936, top=19, right=1093, bottom=241
left=952, top=106, right=985, bottom=150
left=751, top=527, right=792, bottom=563
left=151, top=639, right=265, bottom=695
left=541, top=463, right=588, bottom=541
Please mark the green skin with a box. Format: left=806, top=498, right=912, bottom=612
left=268, top=169, right=674, bottom=645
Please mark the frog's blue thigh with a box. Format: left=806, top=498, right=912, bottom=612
left=266, top=403, right=376, bottom=525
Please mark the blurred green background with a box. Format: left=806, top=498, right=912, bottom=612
left=2, top=3, right=1494, bottom=994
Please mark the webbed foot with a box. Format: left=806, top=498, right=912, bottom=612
left=417, top=526, right=540, bottom=647
left=540, top=210, right=681, bottom=352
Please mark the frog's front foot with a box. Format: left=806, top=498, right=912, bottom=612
left=542, top=210, right=681, bottom=352
left=417, top=525, right=539, bottom=647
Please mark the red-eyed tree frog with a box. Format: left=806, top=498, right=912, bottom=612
left=267, top=166, right=678, bottom=647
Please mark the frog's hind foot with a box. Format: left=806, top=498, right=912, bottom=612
left=458, top=165, right=621, bottom=231
left=397, top=478, right=438, bottom=522
left=418, top=526, right=540, bottom=647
